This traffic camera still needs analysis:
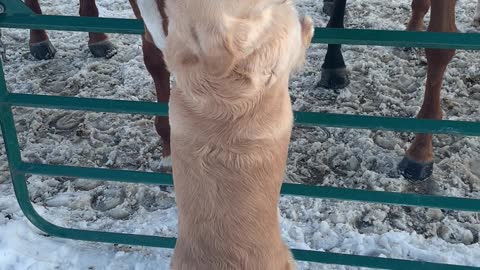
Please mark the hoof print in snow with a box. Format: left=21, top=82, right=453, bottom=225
left=49, top=112, right=85, bottom=131
left=91, top=187, right=126, bottom=212
left=140, top=190, right=175, bottom=212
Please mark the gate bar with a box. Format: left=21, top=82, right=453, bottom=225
left=4, top=92, right=480, bottom=136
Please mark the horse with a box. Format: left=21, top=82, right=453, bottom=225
left=24, top=0, right=172, bottom=161
left=319, top=0, right=465, bottom=182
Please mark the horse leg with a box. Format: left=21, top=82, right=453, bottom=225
left=474, top=0, right=480, bottom=27
left=25, top=0, right=57, bottom=60
left=318, top=0, right=350, bottom=90
left=398, top=0, right=457, bottom=182
left=129, top=0, right=171, bottom=160
left=323, top=0, right=335, bottom=16
left=406, top=0, right=431, bottom=31
left=79, top=0, right=117, bottom=58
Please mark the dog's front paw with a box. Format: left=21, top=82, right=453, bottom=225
left=300, top=16, right=314, bottom=47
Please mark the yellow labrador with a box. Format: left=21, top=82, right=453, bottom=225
left=138, top=0, right=314, bottom=269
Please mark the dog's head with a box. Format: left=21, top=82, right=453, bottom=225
left=139, top=0, right=292, bottom=76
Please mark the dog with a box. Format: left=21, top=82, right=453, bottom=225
left=138, top=0, right=314, bottom=269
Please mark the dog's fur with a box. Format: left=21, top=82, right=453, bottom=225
left=139, top=1, right=313, bottom=269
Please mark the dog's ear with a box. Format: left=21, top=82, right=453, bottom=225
left=195, top=24, right=238, bottom=78
left=198, top=14, right=271, bottom=77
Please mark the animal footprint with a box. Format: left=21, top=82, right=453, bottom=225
left=49, top=112, right=84, bottom=131
left=139, top=188, right=175, bottom=212
left=373, top=131, right=403, bottom=150
left=90, top=187, right=125, bottom=212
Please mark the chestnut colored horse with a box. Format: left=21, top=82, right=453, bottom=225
left=320, top=0, right=466, bottom=182
left=24, top=0, right=171, bottom=160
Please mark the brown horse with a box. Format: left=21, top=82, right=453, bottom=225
left=25, top=0, right=172, bottom=161
left=320, top=0, right=460, bottom=182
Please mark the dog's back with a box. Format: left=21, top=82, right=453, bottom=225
left=159, top=1, right=313, bottom=269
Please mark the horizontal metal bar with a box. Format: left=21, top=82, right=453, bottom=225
left=17, top=162, right=173, bottom=186
left=313, top=28, right=480, bottom=50
left=5, top=93, right=168, bottom=116
left=5, top=93, right=480, bottom=136
left=17, top=162, right=480, bottom=212
left=1, top=12, right=480, bottom=49
left=294, top=111, right=480, bottom=136
left=280, top=182, right=480, bottom=212
left=0, top=14, right=144, bottom=34
left=291, top=249, right=479, bottom=270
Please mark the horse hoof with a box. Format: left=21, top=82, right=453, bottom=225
left=322, top=0, right=335, bottom=16
left=88, top=40, right=117, bottom=58
left=159, top=156, right=172, bottom=192
left=317, top=67, right=350, bottom=90
left=397, top=156, right=433, bottom=183
left=29, top=40, right=57, bottom=60
left=474, top=17, right=480, bottom=28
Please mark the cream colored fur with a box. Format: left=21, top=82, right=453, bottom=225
left=140, top=0, right=313, bottom=269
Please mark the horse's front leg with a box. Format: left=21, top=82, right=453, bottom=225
left=318, top=0, right=349, bottom=90
left=79, top=0, right=117, bottom=58
left=25, top=0, right=57, bottom=60
left=474, top=0, right=480, bottom=27
left=399, top=0, right=457, bottom=182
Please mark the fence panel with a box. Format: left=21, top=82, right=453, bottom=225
left=0, top=0, right=479, bottom=269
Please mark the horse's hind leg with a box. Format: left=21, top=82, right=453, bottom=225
left=79, top=0, right=117, bottom=58
left=129, top=0, right=171, bottom=160
left=25, top=0, right=57, bottom=60
left=407, top=0, right=431, bottom=31
left=318, top=0, right=349, bottom=90
left=398, top=0, right=457, bottom=182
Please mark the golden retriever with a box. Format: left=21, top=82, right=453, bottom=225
left=137, top=0, right=314, bottom=269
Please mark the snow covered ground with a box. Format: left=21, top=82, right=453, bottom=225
left=1, top=0, right=480, bottom=269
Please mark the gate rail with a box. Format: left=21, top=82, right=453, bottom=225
left=0, top=0, right=479, bottom=269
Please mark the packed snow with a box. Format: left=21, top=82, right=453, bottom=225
left=1, top=0, right=480, bottom=269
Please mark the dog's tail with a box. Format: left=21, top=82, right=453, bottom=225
left=137, top=0, right=167, bottom=50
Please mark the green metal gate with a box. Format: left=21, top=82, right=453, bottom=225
left=1, top=0, right=480, bottom=269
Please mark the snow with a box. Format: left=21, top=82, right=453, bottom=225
left=1, top=0, right=480, bottom=269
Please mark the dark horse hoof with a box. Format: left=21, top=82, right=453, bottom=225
left=88, top=40, right=117, bottom=59
left=398, top=156, right=434, bottom=183
left=30, top=40, right=57, bottom=60
left=317, top=68, right=350, bottom=90
left=323, top=0, right=335, bottom=16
